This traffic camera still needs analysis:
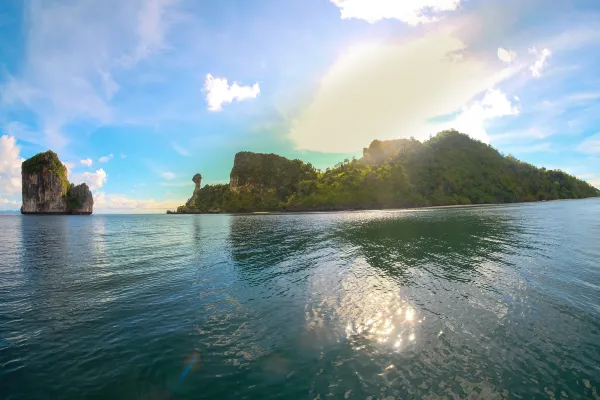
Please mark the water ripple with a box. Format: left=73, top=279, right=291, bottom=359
left=1, top=201, right=600, bottom=399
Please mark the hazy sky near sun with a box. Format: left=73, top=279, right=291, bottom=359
left=1, top=0, right=600, bottom=212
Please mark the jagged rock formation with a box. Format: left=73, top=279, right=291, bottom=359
left=172, top=174, right=204, bottom=213
left=184, top=173, right=202, bottom=208
left=21, top=150, right=93, bottom=215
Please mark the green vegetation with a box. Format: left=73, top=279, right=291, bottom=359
left=22, top=150, right=70, bottom=195
left=65, top=184, right=83, bottom=209
left=178, top=130, right=599, bottom=213
left=230, top=152, right=318, bottom=198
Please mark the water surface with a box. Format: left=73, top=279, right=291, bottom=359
left=1, top=200, right=599, bottom=399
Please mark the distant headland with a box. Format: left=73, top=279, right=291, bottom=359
left=168, top=130, right=600, bottom=214
left=21, top=151, right=94, bottom=215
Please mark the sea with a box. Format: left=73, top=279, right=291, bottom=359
left=1, top=199, right=599, bottom=399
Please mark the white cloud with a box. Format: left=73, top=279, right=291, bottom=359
left=0, top=198, right=20, bottom=210
left=98, top=154, right=114, bottom=163
left=120, top=153, right=127, bottom=159
left=497, top=48, right=516, bottom=64
left=94, top=191, right=183, bottom=213
left=80, top=158, right=93, bottom=167
left=62, top=161, right=76, bottom=180
left=0, top=135, right=23, bottom=197
left=0, top=0, right=182, bottom=149
left=577, top=133, right=600, bottom=154
left=440, top=89, right=519, bottom=143
left=4, top=121, right=43, bottom=146
left=330, top=0, right=461, bottom=25
left=120, top=0, right=181, bottom=67
left=72, top=169, right=107, bottom=191
left=529, top=47, right=552, bottom=77
left=204, top=74, right=260, bottom=111
left=171, top=141, right=190, bottom=156
left=99, top=69, right=120, bottom=99
left=161, top=172, right=176, bottom=180
left=289, top=33, right=516, bottom=153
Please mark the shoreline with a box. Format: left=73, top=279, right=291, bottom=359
left=165, top=197, right=598, bottom=216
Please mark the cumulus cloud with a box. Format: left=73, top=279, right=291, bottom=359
left=330, top=0, right=461, bottom=25
left=204, top=74, right=260, bottom=111
left=497, top=47, right=516, bottom=64
left=0, top=135, right=23, bottom=197
left=161, top=172, right=176, bottom=180
left=529, top=47, right=552, bottom=77
left=577, top=133, right=600, bottom=154
left=80, top=158, right=93, bottom=166
left=72, top=169, right=108, bottom=191
left=442, top=89, right=520, bottom=143
left=98, top=154, right=114, bottom=163
left=289, top=33, right=515, bottom=153
left=94, top=192, right=183, bottom=213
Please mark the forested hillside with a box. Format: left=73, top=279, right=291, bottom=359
left=176, top=130, right=599, bottom=213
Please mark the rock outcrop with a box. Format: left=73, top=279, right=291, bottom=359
left=169, top=152, right=317, bottom=213
left=66, top=182, right=94, bottom=215
left=184, top=173, right=202, bottom=208
left=229, top=151, right=313, bottom=193
left=21, top=150, right=93, bottom=215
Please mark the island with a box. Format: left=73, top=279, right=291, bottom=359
left=21, top=150, right=94, bottom=215
left=169, top=130, right=600, bottom=214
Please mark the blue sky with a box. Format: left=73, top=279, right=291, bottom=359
left=1, top=0, right=599, bottom=212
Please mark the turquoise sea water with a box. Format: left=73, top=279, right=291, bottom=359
left=1, top=199, right=599, bottom=399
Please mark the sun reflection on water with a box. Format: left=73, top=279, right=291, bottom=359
left=307, top=261, right=421, bottom=353
left=343, top=298, right=419, bottom=352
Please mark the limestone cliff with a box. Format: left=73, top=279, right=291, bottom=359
left=170, top=152, right=317, bottom=213
left=21, top=150, right=93, bottom=215
left=184, top=173, right=202, bottom=208
left=229, top=151, right=315, bottom=193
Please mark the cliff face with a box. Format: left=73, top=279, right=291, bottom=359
left=171, top=152, right=317, bottom=213
left=229, top=151, right=316, bottom=193
left=21, top=151, right=93, bottom=215
left=66, top=183, right=94, bottom=215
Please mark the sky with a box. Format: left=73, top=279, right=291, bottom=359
left=1, top=0, right=600, bottom=213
